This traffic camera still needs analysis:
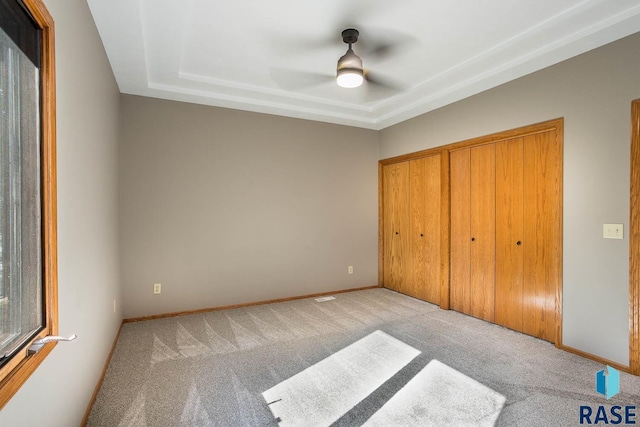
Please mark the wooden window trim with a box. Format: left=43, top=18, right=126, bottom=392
left=631, top=100, right=640, bottom=376
left=0, top=0, right=57, bottom=409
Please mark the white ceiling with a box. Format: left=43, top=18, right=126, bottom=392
left=88, top=0, right=640, bottom=130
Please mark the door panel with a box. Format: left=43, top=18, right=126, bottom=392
left=383, top=163, right=410, bottom=292
left=495, top=138, right=524, bottom=331
left=450, top=149, right=471, bottom=313
left=522, top=131, right=561, bottom=341
left=409, top=155, right=441, bottom=304
left=470, top=144, right=496, bottom=322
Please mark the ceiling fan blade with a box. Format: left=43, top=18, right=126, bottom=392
left=337, top=0, right=397, bottom=32
left=266, top=32, right=336, bottom=58
left=363, top=41, right=398, bottom=61
left=364, top=70, right=405, bottom=92
left=270, top=67, right=334, bottom=90
left=357, top=29, right=420, bottom=63
left=266, top=0, right=404, bottom=58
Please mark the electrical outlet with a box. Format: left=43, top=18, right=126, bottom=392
left=153, top=283, right=161, bottom=294
left=348, top=266, right=353, bottom=274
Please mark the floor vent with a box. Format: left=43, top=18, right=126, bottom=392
left=314, top=296, right=336, bottom=302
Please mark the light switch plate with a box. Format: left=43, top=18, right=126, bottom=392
left=603, top=224, right=623, bottom=239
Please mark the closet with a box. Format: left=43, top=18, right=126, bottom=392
left=379, top=119, right=562, bottom=343
left=449, top=129, right=561, bottom=342
left=382, top=154, right=441, bottom=305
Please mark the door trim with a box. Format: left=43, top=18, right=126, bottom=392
left=630, top=99, right=640, bottom=375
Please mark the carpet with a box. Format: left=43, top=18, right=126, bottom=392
left=85, top=288, right=640, bottom=426
left=262, top=330, right=420, bottom=426
left=363, top=359, right=505, bottom=426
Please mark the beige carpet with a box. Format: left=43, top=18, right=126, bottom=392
left=364, top=359, right=505, bottom=426
left=263, top=330, right=421, bottom=426
left=86, top=288, right=640, bottom=426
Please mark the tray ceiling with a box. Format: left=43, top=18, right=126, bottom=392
left=88, top=0, right=640, bottom=130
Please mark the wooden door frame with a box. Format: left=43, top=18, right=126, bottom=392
left=379, top=119, right=563, bottom=344
left=378, top=113, right=640, bottom=374
left=445, top=120, right=563, bottom=346
left=630, top=100, right=640, bottom=375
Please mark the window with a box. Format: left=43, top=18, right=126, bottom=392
left=0, top=0, right=57, bottom=409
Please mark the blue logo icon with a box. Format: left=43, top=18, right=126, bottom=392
left=595, top=366, right=620, bottom=399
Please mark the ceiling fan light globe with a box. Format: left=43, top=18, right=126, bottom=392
left=337, top=70, right=364, bottom=88
left=336, top=47, right=364, bottom=88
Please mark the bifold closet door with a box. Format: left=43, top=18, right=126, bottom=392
left=521, top=131, right=561, bottom=341
left=494, top=132, right=561, bottom=342
left=382, top=162, right=410, bottom=293
left=450, top=145, right=495, bottom=322
left=450, top=149, right=471, bottom=314
left=409, top=155, right=441, bottom=304
left=495, top=137, right=525, bottom=331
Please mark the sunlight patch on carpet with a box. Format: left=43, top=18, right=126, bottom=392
left=262, top=330, right=420, bottom=427
left=364, top=359, right=505, bottom=427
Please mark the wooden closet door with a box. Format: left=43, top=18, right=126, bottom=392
left=495, top=138, right=524, bottom=331
left=522, top=131, right=561, bottom=341
left=450, top=145, right=495, bottom=320
left=383, top=162, right=410, bottom=293
left=450, top=149, right=471, bottom=314
left=409, top=155, right=441, bottom=304
left=469, top=144, right=496, bottom=322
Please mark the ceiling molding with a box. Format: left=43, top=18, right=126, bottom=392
left=88, top=0, right=640, bottom=130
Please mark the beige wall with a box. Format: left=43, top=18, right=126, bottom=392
left=380, top=32, right=640, bottom=366
left=2, top=1, right=639, bottom=423
left=0, top=0, right=122, bottom=426
left=119, top=96, right=380, bottom=318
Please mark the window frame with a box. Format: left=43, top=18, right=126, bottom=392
left=0, top=0, right=57, bottom=409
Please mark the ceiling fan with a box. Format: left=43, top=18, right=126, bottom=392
left=270, top=27, right=408, bottom=95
